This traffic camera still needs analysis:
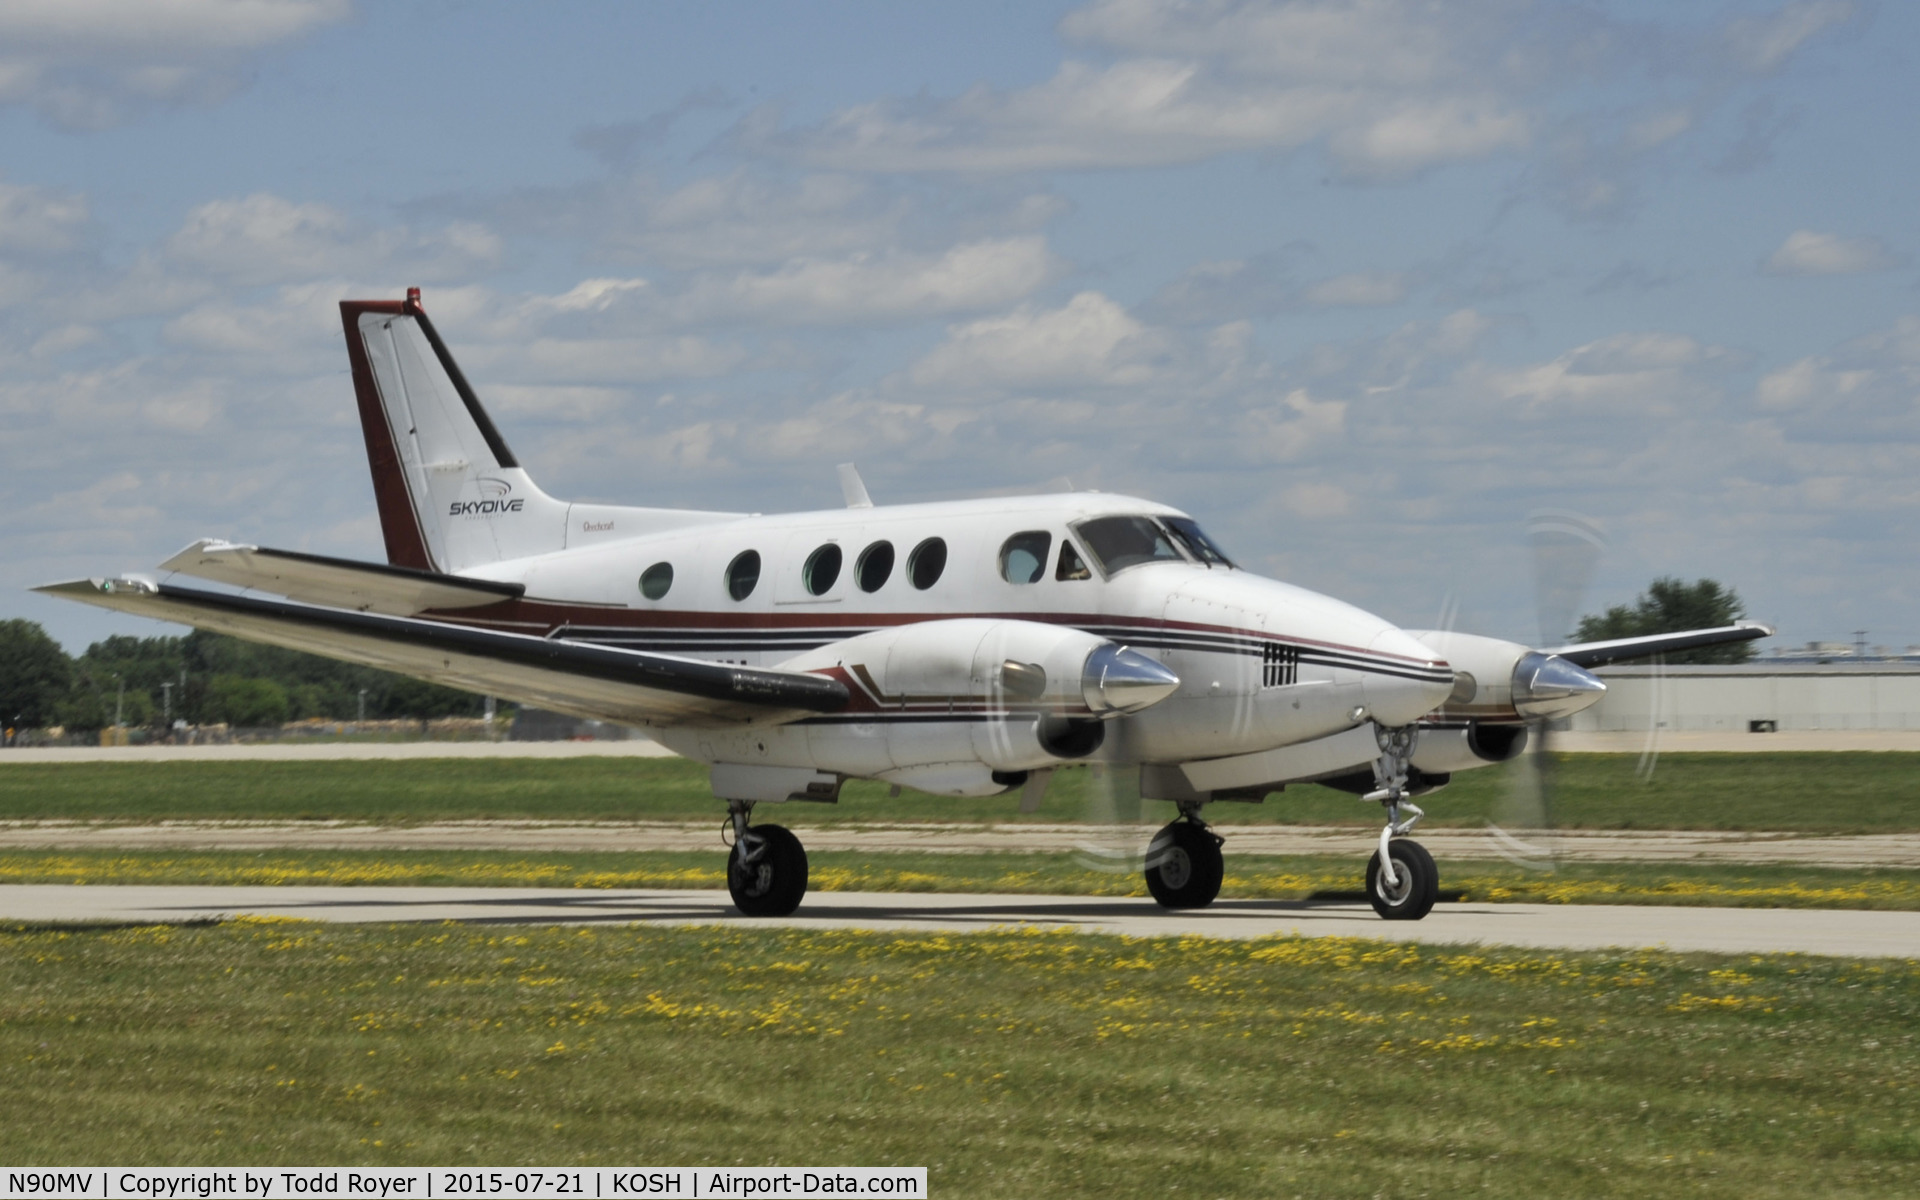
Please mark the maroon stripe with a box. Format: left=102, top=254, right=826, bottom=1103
left=340, top=298, right=434, bottom=572
left=413, top=599, right=1443, bottom=671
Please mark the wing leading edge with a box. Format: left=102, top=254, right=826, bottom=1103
left=35, top=577, right=848, bottom=728
left=159, top=539, right=524, bottom=616
left=1545, top=621, right=1775, bottom=669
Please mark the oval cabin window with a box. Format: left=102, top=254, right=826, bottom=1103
left=639, top=562, right=673, bottom=600
left=726, top=550, right=761, bottom=602
left=998, top=531, right=1052, bottom=584
left=803, top=544, right=843, bottom=596
left=907, top=537, right=947, bottom=590
left=857, top=541, right=895, bottom=592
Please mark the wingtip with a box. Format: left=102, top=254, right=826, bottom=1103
left=32, top=576, right=157, bottom=599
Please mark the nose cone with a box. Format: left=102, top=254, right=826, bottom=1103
left=1083, top=644, right=1180, bottom=716
left=1362, top=629, right=1456, bottom=726
left=1512, top=652, right=1607, bottom=719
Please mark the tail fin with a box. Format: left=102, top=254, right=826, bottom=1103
left=341, top=289, right=568, bottom=573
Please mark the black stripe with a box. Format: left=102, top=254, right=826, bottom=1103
left=146, top=583, right=848, bottom=712
left=407, top=304, right=520, bottom=470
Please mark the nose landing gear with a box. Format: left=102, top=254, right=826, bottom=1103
left=724, top=799, right=809, bottom=917
left=1145, top=803, right=1225, bottom=909
left=1364, top=726, right=1439, bottom=921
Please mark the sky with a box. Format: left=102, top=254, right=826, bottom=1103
left=3, top=0, right=1916, bottom=655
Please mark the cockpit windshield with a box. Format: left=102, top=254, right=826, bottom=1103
left=1074, top=515, right=1186, bottom=574
left=1163, top=516, right=1234, bottom=568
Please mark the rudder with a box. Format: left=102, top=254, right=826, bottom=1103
left=340, top=288, right=569, bottom=573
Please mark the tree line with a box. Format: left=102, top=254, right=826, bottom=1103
left=0, top=620, right=486, bottom=732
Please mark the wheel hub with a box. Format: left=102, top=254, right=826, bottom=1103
left=1157, top=846, right=1193, bottom=889
left=1375, top=856, right=1415, bottom=906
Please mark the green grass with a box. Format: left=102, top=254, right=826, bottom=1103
left=4, top=921, right=1916, bottom=1196
left=3, top=752, right=1920, bottom=830
left=6, top=848, right=1920, bottom=910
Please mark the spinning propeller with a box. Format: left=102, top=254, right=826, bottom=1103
left=1486, top=511, right=1608, bottom=871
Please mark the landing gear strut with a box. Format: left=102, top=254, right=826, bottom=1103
left=1364, top=726, right=1438, bottom=920
left=724, top=800, right=809, bottom=917
left=1145, top=802, right=1224, bottom=909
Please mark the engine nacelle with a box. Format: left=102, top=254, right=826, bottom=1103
left=775, top=618, right=1179, bottom=791
left=1403, top=630, right=1607, bottom=722
left=1410, top=721, right=1529, bottom=774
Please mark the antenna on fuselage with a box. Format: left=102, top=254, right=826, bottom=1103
left=837, top=463, right=873, bottom=509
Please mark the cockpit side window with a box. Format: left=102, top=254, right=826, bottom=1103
left=1056, top=540, right=1091, bottom=581
left=1163, top=517, right=1235, bottom=568
left=1073, top=515, right=1186, bottom=574
left=999, top=531, right=1052, bottom=584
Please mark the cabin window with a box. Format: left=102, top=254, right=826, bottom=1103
left=999, top=531, right=1052, bottom=585
left=1164, top=516, right=1235, bottom=568
left=1073, top=515, right=1185, bottom=574
left=1056, top=541, right=1091, bottom=581
left=638, top=562, right=673, bottom=600
left=907, top=537, right=948, bottom=590
left=857, top=540, right=895, bottom=592
left=803, top=543, right=843, bottom=596
left=726, top=550, right=761, bottom=601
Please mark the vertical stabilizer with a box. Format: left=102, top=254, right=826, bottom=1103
left=340, top=290, right=569, bottom=573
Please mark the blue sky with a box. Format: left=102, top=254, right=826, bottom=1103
left=4, top=0, right=1916, bottom=654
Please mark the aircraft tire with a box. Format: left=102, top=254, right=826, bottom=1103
left=1144, top=820, right=1224, bottom=909
left=1367, top=839, right=1438, bottom=921
left=728, top=823, right=809, bottom=917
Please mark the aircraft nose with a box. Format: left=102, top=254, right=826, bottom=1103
left=1082, top=644, right=1180, bottom=715
left=1512, top=652, right=1607, bottom=719
left=1363, top=628, right=1454, bottom=726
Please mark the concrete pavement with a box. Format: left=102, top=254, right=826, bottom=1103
left=4, top=883, right=1917, bottom=957
left=5, top=818, right=1918, bottom=868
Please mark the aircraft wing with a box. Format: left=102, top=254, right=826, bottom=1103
left=1545, top=621, right=1775, bottom=669
left=35, top=577, right=849, bottom=728
left=159, top=539, right=523, bottom=616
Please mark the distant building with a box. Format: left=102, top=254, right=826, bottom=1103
left=1567, top=663, right=1920, bottom=733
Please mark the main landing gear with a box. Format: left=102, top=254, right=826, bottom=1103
left=1364, top=726, right=1438, bottom=920
left=1145, top=803, right=1224, bottom=909
left=724, top=800, right=809, bottom=917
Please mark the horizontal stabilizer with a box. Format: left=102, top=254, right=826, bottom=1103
left=1547, top=621, right=1775, bottom=669
left=35, top=577, right=848, bottom=729
left=160, top=540, right=524, bottom=616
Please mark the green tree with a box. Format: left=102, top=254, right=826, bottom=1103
left=0, top=619, right=73, bottom=728
left=1575, top=577, right=1755, bottom=663
left=203, top=675, right=290, bottom=727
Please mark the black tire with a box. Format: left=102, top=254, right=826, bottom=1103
left=1367, top=839, right=1438, bottom=921
left=727, top=823, right=809, bottom=916
left=1144, top=820, right=1224, bottom=909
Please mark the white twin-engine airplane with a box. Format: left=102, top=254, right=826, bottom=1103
left=42, top=290, right=1772, bottom=920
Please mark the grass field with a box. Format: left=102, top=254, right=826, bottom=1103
left=6, top=848, right=1920, bottom=910
left=4, top=920, right=1916, bottom=1196
left=3, top=752, right=1919, bottom=830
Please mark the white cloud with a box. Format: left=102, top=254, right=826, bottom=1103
left=0, top=179, right=87, bottom=252
left=739, top=0, right=1857, bottom=215
left=1750, top=315, right=1920, bottom=439
left=749, top=52, right=1528, bottom=179
left=1482, top=331, right=1734, bottom=414
left=0, top=0, right=350, bottom=130
left=1764, top=229, right=1900, bottom=276
left=164, top=194, right=502, bottom=287
left=1723, top=0, right=1856, bottom=74
left=908, top=291, right=1164, bottom=389
left=1059, top=0, right=1509, bottom=86
left=677, top=237, right=1057, bottom=325
left=509, top=336, right=747, bottom=385
left=1303, top=271, right=1409, bottom=308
